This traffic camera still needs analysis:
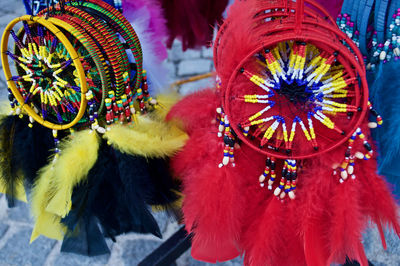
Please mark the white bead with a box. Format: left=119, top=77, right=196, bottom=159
left=244, top=126, right=250, bottom=132
left=130, top=107, right=136, bottom=114
left=16, top=108, right=21, bottom=115
left=351, top=174, right=356, bottom=180
left=96, top=127, right=106, bottom=134
left=355, top=152, right=364, bottom=159
left=216, top=107, right=222, bottom=114
left=150, top=99, right=157, bottom=105
left=218, top=163, right=223, bottom=168
left=347, top=165, right=354, bottom=175
left=379, top=51, right=387, bottom=61
left=29, top=116, right=34, bottom=123
left=273, top=187, right=281, bottom=196
left=259, top=174, right=266, bottom=183
left=260, top=183, right=265, bottom=188
left=222, top=156, right=229, bottom=165
left=366, top=63, right=372, bottom=70
left=341, top=170, right=348, bottom=180
left=268, top=185, right=272, bottom=190
left=288, top=191, right=295, bottom=200
left=368, top=122, right=377, bottom=128
left=217, top=132, right=223, bottom=137
left=218, top=125, right=224, bottom=132
left=394, top=48, right=400, bottom=56
left=339, top=179, right=344, bottom=184
left=280, top=192, right=286, bottom=199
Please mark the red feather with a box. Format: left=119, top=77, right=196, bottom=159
left=159, top=0, right=229, bottom=50
left=167, top=88, right=220, bottom=136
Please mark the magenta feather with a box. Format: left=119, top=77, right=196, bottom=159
left=123, top=0, right=169, bottom=93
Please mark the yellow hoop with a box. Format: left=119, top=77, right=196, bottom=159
left=1, top=15, right=88, bottom=130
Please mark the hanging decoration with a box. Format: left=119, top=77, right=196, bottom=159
left=0, top=0, right=186, bottom=256
left=168, top=0, right=400, bottom=264
left=338, top=0, right=400, bottom=196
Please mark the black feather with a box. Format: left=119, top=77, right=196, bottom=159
left=61, top=140, right=180, bottom=255
left=61, top=215, right=110, bottom=256
left=0, top=115, right=55, bottom=207
left=113, top=149, right=162, bottom=238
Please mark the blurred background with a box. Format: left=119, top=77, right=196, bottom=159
left=0, top=0, right=399, bottom=265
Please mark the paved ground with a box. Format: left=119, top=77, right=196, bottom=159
left=0, top=1, right=399, bottom=265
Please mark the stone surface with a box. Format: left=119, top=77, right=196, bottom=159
left=179, top=77, right=214, bottom=96
left=7, top=201, right=32, bottom=223
left=54, top=252, right=110, bottom=266
left=121, top=239, right=162, bottom=265
left=0, top=227, right=56, bottom=266
left=0, top=223, right=9, bottom=239
left=177, top=59, right=213, bottom=76
left=202, top=47, right=214, bottom=59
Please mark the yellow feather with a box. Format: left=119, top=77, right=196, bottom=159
left=30, top=130, right=99, bottom=242
left=45, top=130, right=100, bottom=217
left=104, top=116, right=188, bottom=158
left=151, top=93, right=181, bottom=121
left=30, top=164, right=65, bottom=242
left=151, top=190, right=183, bottom=212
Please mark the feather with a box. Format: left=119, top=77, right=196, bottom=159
left=61, top=215, right=110, bottom=256
left=171, top=105, right=266, bottom=263
left=151, top=93, right=182, bottom=121
left=30, top=162, right=66, bottom=242
left=182, top=131, right=241, bottom=263
left=104, top=117, right=187, bottom=158
left=0, top=115, right=27, bottom=205
left=30, top=130, right=100, bottom=242
left=113, top=149, right=162, bottom=237
left=44, top=130, right=100, bottom=218
left=159, top=0, right=229, bottom=50
left=167, top=88, right=220, bottom=135
left=60, top=138, right=176, bottom=255
left=369, top=61, right=400, bottom=198
left=314, top=0, right=344, bottom=18
left=123, top=0, right=169, bottom=94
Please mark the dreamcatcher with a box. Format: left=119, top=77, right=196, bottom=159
left=168, top=0, right=400, bottom=264
left=0, top=0, right=186, bottom=255
left=338, top=0, right=400, bottom=196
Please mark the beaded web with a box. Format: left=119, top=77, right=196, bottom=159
left=227, top=41, right=361, bottom=158
left=6, top=21, right=91, bottom=126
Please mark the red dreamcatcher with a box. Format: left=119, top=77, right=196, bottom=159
left=168, top=0, right=400, bottom=265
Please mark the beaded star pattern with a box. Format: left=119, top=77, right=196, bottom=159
left=238, top=41, right=357, bottom=154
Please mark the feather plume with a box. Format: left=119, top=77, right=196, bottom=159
left=0, top=115, right=27, bottom=205
left=369, top=61, right=400, bottom=198
left=44, top=130, right=100, bottom=218
left=123, top=0, right=169, bottom=94
left=169, top=89, right=267, bottom=262
left=30, top=162, right=66, bottom=242
left=30, top=130, right=99, bottom=242
left=167, top=88, right=220, bottom=135
left=104, top=117, right=187, bottom=158
left=151, top=93, right=182, bottom=121
left=159, top=0, right=229, bottom=50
